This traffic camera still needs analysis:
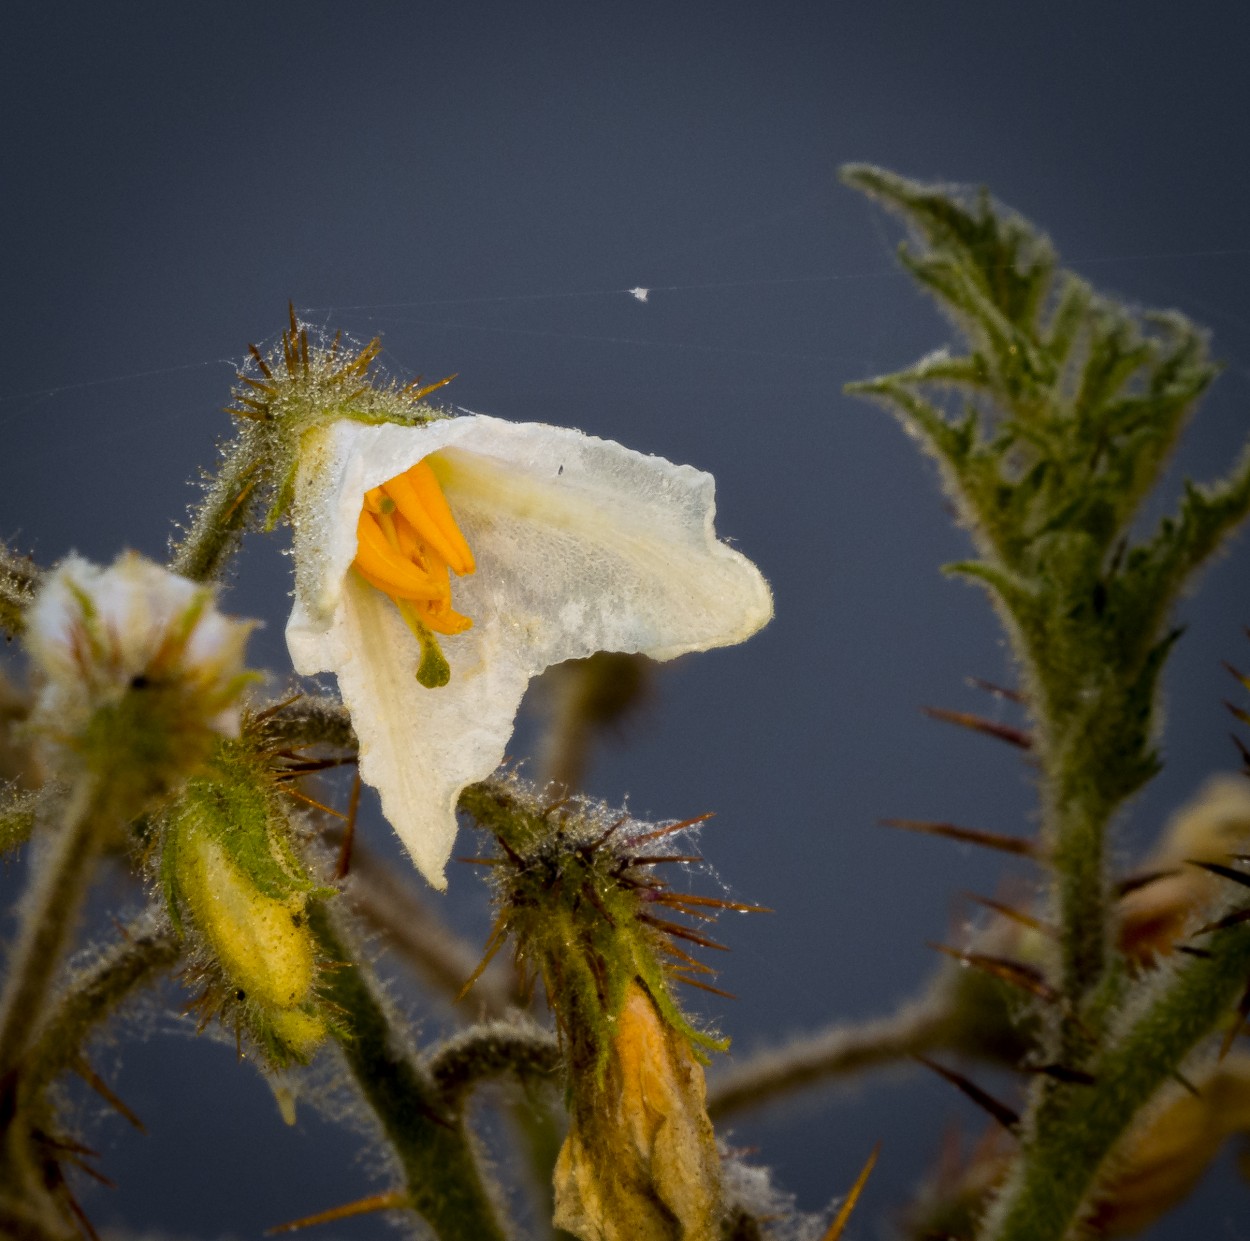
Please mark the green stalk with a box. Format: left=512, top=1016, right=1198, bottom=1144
left=308, top=902, right=510, bottom=1241
left=22, top=914, right=179, bottom=1101
left=169, top=437, right=265, bottom=583
left=982, top=921, right=1250, bottom=1241
left=0, top=779, right=105, bottom=1075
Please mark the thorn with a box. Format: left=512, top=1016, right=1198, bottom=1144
left=657, top=940, right=718, bottom=975
left=922, top=706, right=1032, bottom=749
left=914, top=1055, right=1019, bottom=1132
left=238, top=375, right=277, bottom=395
left=1021, top=1063, right=1096, bottom=1086
left=1231, top=732, right=1250, bottom=770
left=457, top=916, right=511, bottom=1002
left=927, top=943, right=1061, bottom=1004
left=624, top=853, right=704, bottom=866
left=1224, top=660, right=1250, bottom=692
left=1187, top=859, right=1250, bottom=889
left=965, top=676, right=1025, bottom=704
left=581, top=879, right=616, bottom=928
left=1116, top=868, right=1180, bottom=897
left=335, top=769, right=362, bottom=880
left=880, top=818, right=1037, bottom=858
left=248, top=342, right=274, bottom=379
left=222, top=476, right=258, bottom=523
left=72, top=1058, right=145, bottom=1132
left=282, top=787, right=348, bottom=820
left=588, top=815, right=630, bottom=850
left=267, top=1190, right=409, bottom=1234
left=650, top=898, right=718, bottom=924
left=657, top=892, right=772, bottom=914
left=1177, top=945, right=1214, bottom=959
left=402, top=373, right=457, bottom=400
left=669, top=973, right=737, bottom=1000
left=627, top=813, right=716, bottom=847
left=57, top=1182, right=103, bottom=1241
left=1220, top=979, right=1250, bottom=1061
left=638, top=913, right=729, bottom=952
left=1170, top=1069, right=1201, bottom=1098
left=494, top=833, right=526, bottom=868
left=820, top=1142, right=880, bottom=1241
left=1192, top=906, right=1250, bottom=936
left=251, top=693, right=305, bottom=724
left=964, top=894, right=1054, bottom=937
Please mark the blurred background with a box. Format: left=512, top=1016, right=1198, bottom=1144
left=3, top=2, right=1249, bottom=1237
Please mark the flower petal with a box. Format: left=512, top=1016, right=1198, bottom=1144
left=287, top=415, right=771, bottom=888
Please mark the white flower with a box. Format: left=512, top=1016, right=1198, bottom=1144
left=26, top=552, right=255, bottom=777
left=286, top=415, right=772, bottom=888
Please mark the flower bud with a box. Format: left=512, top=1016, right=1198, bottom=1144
left=161, top=729, right=329, bottom=1063
left=553, top=982, right=721, bottom=1241
left=25, top=552, right=255, bottom=803
left=176, top=824, right=315, bottom=1010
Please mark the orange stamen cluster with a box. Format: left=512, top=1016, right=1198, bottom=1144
left=353, top=458, right=476, bottom=637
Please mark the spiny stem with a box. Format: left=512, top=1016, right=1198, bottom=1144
left=982, top=920, right=1250, bottom=1241
left=22, top=912, right=179, bottom=1102
left=308, top=902, right=511, bottom=1241
left=0, top=778, right=106, bottom=1076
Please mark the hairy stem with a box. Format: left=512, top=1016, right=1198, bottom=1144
left=169, top=437, right=265, bottom=583
left=1046, top=777, right=1111, bottom=1050
left=429, top=1022, right=562, bottom=1111
left=982, top=920, right=1250, bottom=1241
left=706, top=986, right=1005, bottom=1120
left=308, top=902, right=510, bottom=1241
left=23, top=912, right=179, bottom=1101
left=0, top=779, right=106, bottom=1076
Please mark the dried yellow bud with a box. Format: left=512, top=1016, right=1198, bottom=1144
left=553, top=982, right=721, bottom=1241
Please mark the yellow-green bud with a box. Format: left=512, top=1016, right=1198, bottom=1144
left=161, top=735, right=331, bottom=1064
left=177, top=825, right=315, bottom=1010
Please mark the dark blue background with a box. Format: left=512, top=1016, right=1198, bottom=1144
left=3, top=3, right=1249, bottom=1237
